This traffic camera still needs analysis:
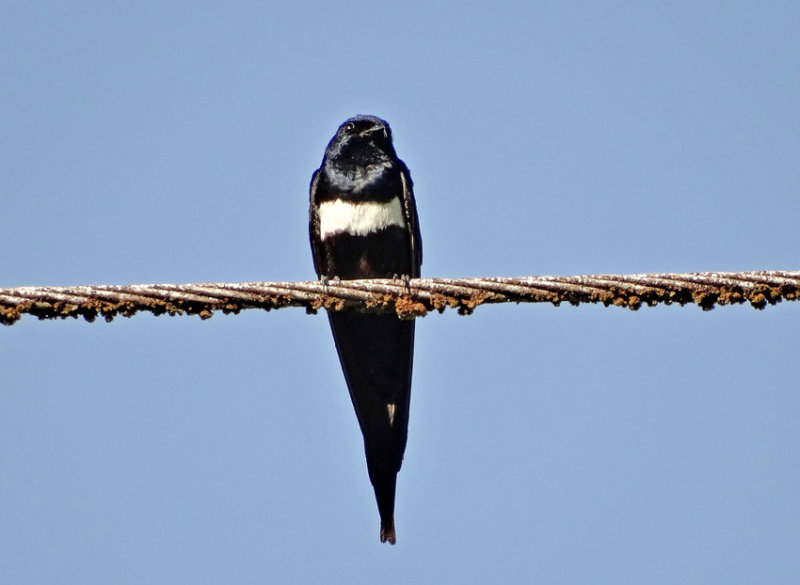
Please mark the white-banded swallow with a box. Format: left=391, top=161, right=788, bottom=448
left=309, top=115, right=422, bottom=544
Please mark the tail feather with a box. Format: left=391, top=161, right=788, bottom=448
left=327, top=310, right=414, bottom=545
left=380, top=518, right=396, bottom=545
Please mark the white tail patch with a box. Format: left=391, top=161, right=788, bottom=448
left=387, top=403, right=397, bottom=426
left=319, top=198, right=405, bottom=240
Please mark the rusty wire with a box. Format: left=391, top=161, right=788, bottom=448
left=1, top=270, right=798, bottom=326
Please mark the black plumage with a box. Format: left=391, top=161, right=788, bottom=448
left=309, top=115, right=421, bottom=544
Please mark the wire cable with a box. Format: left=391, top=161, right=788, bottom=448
left=1, top=270, right=798, bottom=326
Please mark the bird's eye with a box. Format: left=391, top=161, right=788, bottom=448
left=344, top=122, right=356, bottom=132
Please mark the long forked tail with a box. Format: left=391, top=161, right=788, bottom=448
left=327, top=311, right=414, bottom=545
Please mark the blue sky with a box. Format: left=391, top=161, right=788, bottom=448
left=2, top=2, right=799, bottom=583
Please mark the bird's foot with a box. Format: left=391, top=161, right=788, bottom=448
left=392, top=273, right=412, bottom=293
left=319, top=275, right=340, bottom=290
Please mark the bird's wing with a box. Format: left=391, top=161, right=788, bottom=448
left=308, top=168, right=323, bottom=277
left=399, top=164, right=422, bottom=276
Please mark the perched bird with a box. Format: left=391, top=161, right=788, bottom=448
left=309, top=115, right=422, bottom=544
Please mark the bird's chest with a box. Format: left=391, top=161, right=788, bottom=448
left=319, top=228, right=411, bottom=280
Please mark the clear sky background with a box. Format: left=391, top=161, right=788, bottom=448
left=2, top=2, right=799, bottom=583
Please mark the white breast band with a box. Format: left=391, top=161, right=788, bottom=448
left=318, top=197, right=405, bottom=240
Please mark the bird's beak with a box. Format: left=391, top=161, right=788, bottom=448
left=362, top=125, right=388, bottom=139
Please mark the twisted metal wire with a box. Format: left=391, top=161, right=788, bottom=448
left=1, top=270, right=798, bottom=326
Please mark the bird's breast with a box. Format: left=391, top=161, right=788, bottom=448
left=318, top=197, right=405, bottom=240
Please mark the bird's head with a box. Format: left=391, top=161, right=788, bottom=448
left=324, top=115, right=396, bottom=166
